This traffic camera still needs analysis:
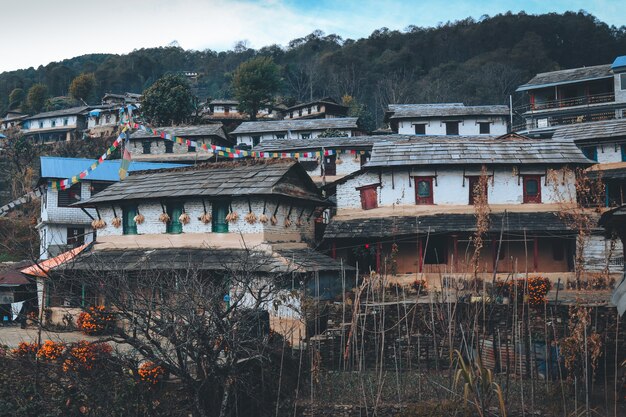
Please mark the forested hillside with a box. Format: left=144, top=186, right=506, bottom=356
left=1, top=11, right=625, bottom=126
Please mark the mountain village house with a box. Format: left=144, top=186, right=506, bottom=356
left=203, top=99, right=278, bottom=122
left=128, top=124, right=231, bottom=163
left=515, top=55, right=626, bottom=137
left=29, top=160, right=347, bottom=344
left=232, top=117, right=360, bottom=147
left=22, top=106, right=90, bottom=143
left=37, top=157, right=183, bottom=260
left=323, top=134, right=607, bottom=288
left=283, top=97, right=348, bottom=120
left=385, top=103, right=510, bottom=136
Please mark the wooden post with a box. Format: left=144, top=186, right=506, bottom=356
left=452, top=234, right=459, bottom=271
left=331, top=241, right=336, bottom=259
left=376, top=242, right=382, bottom=274
left=533, top=237, right=539, bottom=272
left=418, top=239, right=423, bottom=273
left=492, top=236, right=497, bottom=271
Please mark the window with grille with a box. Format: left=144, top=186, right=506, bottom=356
left=58, top=184, right=82, bottom=207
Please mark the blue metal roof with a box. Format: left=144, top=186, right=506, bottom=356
left=40, top=156, right=186, bottom=181
left=612, top=56, right=626, bottom=72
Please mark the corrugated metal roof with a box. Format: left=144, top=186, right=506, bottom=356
left=387, top=103, right=508, bottom=119
left=231, top=117, right=359, bottom=135
left=611, top=56, right=626, bottom=72
left=551, top=119, right=626, bottom=142
left=76, top=160, right=325, bottom=205
left=39, top=156, right=186, bottom=181
left=364, top=136, right=593, bottom=167
left=516, top=64, right=613, bottom=91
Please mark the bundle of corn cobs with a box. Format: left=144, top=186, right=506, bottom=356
left=284, top=218, right=292, bottom=228
left=111, top=217, right=122, bottom=228
left=199, top=212, right=212, bottom=224
left=133, top=213, right=145, bottom=225
left=270, top=215, right=278, bottom=225
left=244, top=212, right=257, bottom=224
left=91, top=219, right=106, bottom=229
left=179, top=212, right=191, bottom=225
left=259, top=214, right=269, bottom=224
left=225, top=211, right=239, bottom=223
left=159, top=213, right=170, bottom=223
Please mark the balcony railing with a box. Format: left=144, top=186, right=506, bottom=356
left=512, top=108, right=624, bottom=132
left=515, top=92, right=616, bottom=114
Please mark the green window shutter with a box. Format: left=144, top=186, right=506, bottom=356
left=212, top=201, right=229, bottom=233
left=123, top=206, right=138, bottom=235
left=166, top=204, right=183, bottom=234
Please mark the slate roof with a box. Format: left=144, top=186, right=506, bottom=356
left=285, top=97, right=347, bottom=111
left=387, top=103, right=509, bottom=119
left=324, top=212, right=574, bottom=239
left=24, top=106, right=90, bottom=120
left=516, top=64, right=613, bottom=91
left=253, top=134, right=414, bottom=152
left=76, top=160, right=325, bottom=206
left=210, top=99, right=239, bottom=105
left=55, top=247, right=349, bottom=273
left=40, top=156, right=186, bottom=181
left=551, top=119, right=626, bottom=143
left=364, top=136, right=593, bottom=167
left=231, top=118, right=359, bottom=135
left=129, top=124, right=229, bottom=143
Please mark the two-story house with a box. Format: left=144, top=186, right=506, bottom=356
left=38, top=156, right=184, bottom=260
left=384, top=103, right=510, bottom=136
left=232, top=117, right=360, bottom=147
left=30, top=160, right=347, bottom=343
left=101, top=92, right=141, bottom=106
left=515, top=55, right=626, bottom=137
left=324, top=134, right=599, bottom=287
left=283, top=98, right=348, bottom=120
left=128, top=124, right=232, bottom=163
left=22, top=106, right=90, bottom=143
left=86, top=105, right=122, bottom=137
left=1, top=111, right=28, bottom=131
left=202, top=99, right=277, bottom=122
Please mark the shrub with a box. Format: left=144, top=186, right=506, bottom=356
left=138, top=361, right=166, bottom=385
left=76, top=305, right=115, bottom=335
left=411, top=279, right=428, bottom=295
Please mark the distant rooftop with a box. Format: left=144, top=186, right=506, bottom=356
left=551, top=119, right=626, bottom=143
left=516, top=64, right=613, bottom=92
left=364, top=134, right=592, bottom=167
left=612, top=56, right=626, bottom=73
left=386, top=103, right=509, bottom=119
left=210, top=99, right=239, bottom=105
left=253, top=134, right=414, bottom=152
left=285, top=97, right=347, bottom=111
left=25, top=106, right=91, bottom=120
left=231, top=117, right=359, bottom=135
left=129, top=124, right=229, bottom=143
left=39, top=156, right=186, bottom=182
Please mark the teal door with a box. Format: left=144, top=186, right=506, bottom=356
left=123, top=206, right=137, bottom=235
left=212, top=201, right=229, bottom=233
left=166, top=204, right=183, bottom=234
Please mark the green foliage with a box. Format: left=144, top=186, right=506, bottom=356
left=141, top=74, right=194, bottom=126
left=69, top=72, right=97, bottom=103
left=8, top=88, right=24, bottom=110
left=25, top=84, right=48, bottom=113
left=232, top=56, right=282, bottom=120
left=317, top=129, right=349, bottom=138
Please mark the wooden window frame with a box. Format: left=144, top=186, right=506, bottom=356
left=142, top=140, right=151, bottom=155
left=67, top=227, right=85, bottom=247
left=414, top=124, right=426, bottom=135
left=322, top=154, right=336, bottom=176
left=165, top=141, right=174, bottom=154
left=357, top=184, right=379, bottom=210
left=414, top=177, right=434, bottom=205
left=523, top=175, right=542, bottom=204
left=478, top=122, right=491, bottom=134
left=58, top=183, right=81, bottom=207
left=445, top=121, right=460, bottom=135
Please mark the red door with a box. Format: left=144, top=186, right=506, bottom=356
left=415, top=177, right=434, bottom=205
left=523, top=175, right=542, bottom=203
left=359, top=185, right=378, bottom=210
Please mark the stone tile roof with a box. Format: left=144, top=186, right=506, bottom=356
left=210, top=99, right=239, bottom=105
left=551, top=119, right=626, bottom=143
left=285, top=97, right=347, bottom=112
left=253, top=134, right=414, bottom=152
left=364, top=136, right=593, bottom=167
left=129, top=124, right=229, bottom=142
left=77, top=160, right=325, bottom=206
left=324, top=212, right=575, bottom=239
left=387, top=103, right=509, bottom=119
left=24, top=106, right=91, bottom=120
left=231, top=117, right=359, bottom=135
left=516, top=64, right=613, bottom=91
left=56, top=246, right=350, bottom=273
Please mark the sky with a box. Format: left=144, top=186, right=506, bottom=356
left=0, top=0, right=624, bottom=73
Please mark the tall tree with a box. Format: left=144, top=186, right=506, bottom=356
left=232, top=57, right=281, bottom=121
left=25, top=83, right=48, bottom=113
left=8, top=88, right=25, bottom=110
left=141, top=74, right=195, bottom=126
left=69, top=72, right=97, bottom=103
